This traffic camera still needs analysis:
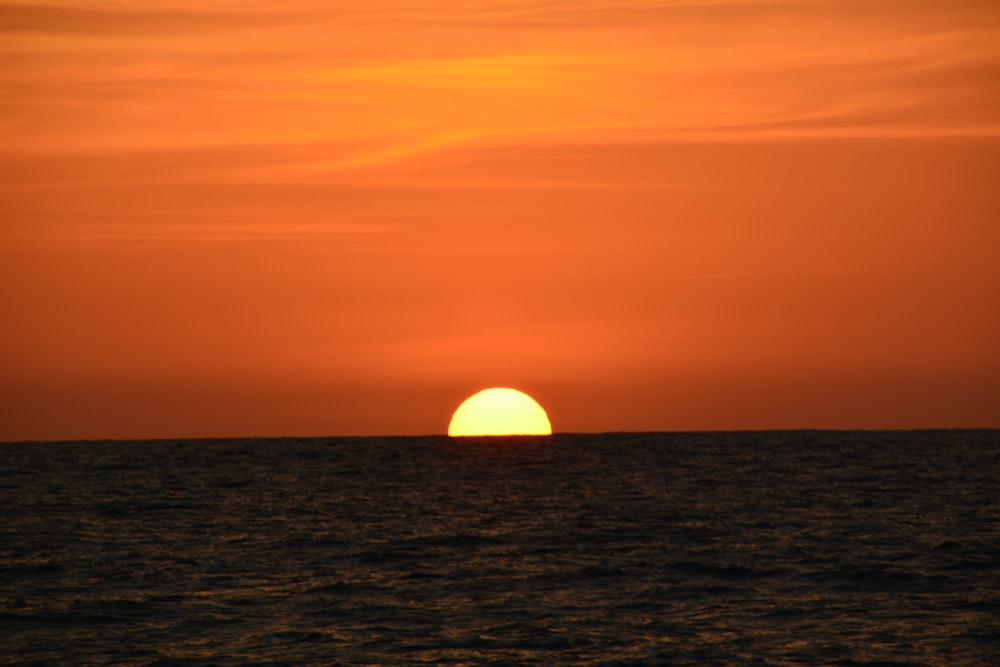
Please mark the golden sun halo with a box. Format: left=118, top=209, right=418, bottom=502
left=448, top=387, right=552, bottom=437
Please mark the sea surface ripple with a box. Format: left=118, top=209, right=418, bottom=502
left=1, top=430, right=998, bottom=665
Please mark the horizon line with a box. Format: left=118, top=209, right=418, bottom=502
left=4, top=426, right=998, bottom=445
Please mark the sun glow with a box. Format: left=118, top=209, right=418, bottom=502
left=448, top=387, right=552, bottom=437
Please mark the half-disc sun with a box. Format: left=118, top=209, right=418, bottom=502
left=448, top=387, right=552, bottom=437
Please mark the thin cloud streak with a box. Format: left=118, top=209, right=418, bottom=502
left=3, top=0, right=998, bottom=162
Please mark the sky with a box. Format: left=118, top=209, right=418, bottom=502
left=2, top=0, right=998, bottom=440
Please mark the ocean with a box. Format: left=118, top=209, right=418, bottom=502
left=1, top=430, right=997, bottom=665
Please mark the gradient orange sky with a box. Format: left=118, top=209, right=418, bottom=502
left=2, top=0, right=998, bottom=440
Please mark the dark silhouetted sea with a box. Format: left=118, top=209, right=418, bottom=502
left=2, top=431, right=998, bottom=665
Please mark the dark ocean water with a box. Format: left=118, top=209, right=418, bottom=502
left=1, top=431, right=998, bottom=666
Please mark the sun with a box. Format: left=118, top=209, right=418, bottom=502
left=448, top=387, right=553, bottom=437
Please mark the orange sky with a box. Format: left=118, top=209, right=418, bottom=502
left=2, top=0, right=999, bottom=440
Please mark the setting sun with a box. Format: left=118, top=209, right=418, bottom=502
left=448, top=388, right=553, bottom=437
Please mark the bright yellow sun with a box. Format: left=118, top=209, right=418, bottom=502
left=448, top=387, right=553, bottom=437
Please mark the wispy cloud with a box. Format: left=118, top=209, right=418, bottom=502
left=0, top=3, right=306, bottom=35
left=3, top=0, right=998, bottom=166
